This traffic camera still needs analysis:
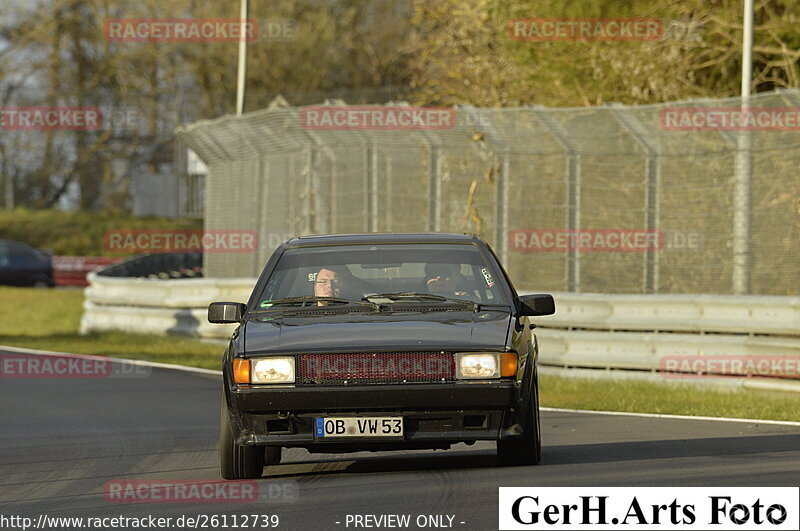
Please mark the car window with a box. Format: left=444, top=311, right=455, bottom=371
left=258, top=243, right=508, bottom=306
left=0, top=244, right=8, bottom=267
left=8, top=246, right=42, bottom=267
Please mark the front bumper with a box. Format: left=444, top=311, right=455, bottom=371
left=226, top=381, right=525, bottom=448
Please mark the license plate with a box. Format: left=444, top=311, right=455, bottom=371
left=314, top=417, right=403, bottom=438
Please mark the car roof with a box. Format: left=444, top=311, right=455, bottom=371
left=284, top=232, right=483, bottom=248
left=0, top=239, right=33, bottom=248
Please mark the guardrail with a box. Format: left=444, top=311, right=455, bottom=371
left=532, top=292, right=800, bottom=336
left=80, top=280, right=800, bottom=382
left=80, top=274, right=255, bottom=338
left=529, top=292, right=800, bottom=382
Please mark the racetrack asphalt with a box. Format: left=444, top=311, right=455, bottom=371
left=1, top=349, right=799, bottom=530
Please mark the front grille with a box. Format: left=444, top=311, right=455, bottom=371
left=297, top=352, right=455, bottom=385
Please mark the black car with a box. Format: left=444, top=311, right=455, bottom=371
left=0, top=239, right=54, bottom=287
left=209, top=233, right=555, bottom=479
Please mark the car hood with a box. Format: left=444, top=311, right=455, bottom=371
left=243, top=309, right=513, bottom=353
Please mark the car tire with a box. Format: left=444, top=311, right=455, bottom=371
left=497, top=378, right=541, bottom=466
left=219, top=398, right=264, bottom=480
left=265, top=446, right=282, bottom=465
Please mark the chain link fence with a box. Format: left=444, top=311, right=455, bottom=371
left=176, top=90, right=800, bottom=295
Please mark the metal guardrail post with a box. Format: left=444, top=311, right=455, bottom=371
left=607, top=104, right=662, bottom=294
left=531, top=107, right=581, bottom=292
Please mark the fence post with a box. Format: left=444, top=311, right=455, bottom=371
left=608, top=104, right=662, bottom=294
left=494, top=149, right=510, bottom=264
left=699, top=100, right=741, bottom=295
left=385, top=154, right=393, bottom=231
left=254, top=154, right=264, bottom=277
left=365, top=143, right=379, bottom=232
left=532, top=107, right=581, bottom=292
left=460, top=105, right=509, bottom=260
left=427, top=145, right=442, bottom=232
left=732, top=116, right=753, bottom=295
left=303, top=146, right=313, bottom=234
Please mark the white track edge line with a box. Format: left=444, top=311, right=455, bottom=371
left=540, top=407, right=800, bottom=427
left=0, top=344, right=222, bottom=376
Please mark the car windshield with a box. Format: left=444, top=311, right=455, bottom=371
left=256, top=242, right=508, bottom=308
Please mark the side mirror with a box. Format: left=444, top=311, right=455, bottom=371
left=519, top=294, right=555, bottom=316
left=208, top=302, right=247, bottom=324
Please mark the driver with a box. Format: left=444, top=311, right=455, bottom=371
left=313, top=267, right=344, bottom=305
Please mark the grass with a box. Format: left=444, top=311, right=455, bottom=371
left=539, top=374, right=800, bottom=423
left=1, top=286, right=799, bottom=422
left=0, top=287, right=223, bottom=369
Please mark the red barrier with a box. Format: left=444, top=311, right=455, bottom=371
left=52, top=256, right=124, bottom=286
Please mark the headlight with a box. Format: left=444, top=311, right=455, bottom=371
left=234, top=357, right=295, bottom=384
left=454, top=352, right=518, bottom=379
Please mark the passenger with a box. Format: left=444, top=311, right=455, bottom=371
left=424, top=263, right=469, bottom=298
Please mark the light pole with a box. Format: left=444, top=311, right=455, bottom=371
left=236, top=0, right=249, bottom=115
left=732, top=0, right=754, bottom=294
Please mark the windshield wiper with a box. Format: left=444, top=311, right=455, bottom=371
left=364, top=292, right=447, bottom=301
left=363, top=292, right=476, bottom=307
left=251, top=296, right=377, bottom=311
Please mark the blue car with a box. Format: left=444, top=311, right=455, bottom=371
left=0, top=240, right=54, bottom=287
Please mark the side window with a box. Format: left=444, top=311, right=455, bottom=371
left=0, top=244, right=8, bottom=267
left=9, top=247, right=41, bottom=267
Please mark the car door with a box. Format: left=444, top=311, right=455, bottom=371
left=7, top=244, right=47, bottom=286
left=0, top=243, right=12, bottom=285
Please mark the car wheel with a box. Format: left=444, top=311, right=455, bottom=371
left=497, top=379, right=541, bottom=466
left=265, top=446, right=282, bottom=465
left=33, top=280, right=50, bottom=289
left=219, top=398, right=264, bottom=480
